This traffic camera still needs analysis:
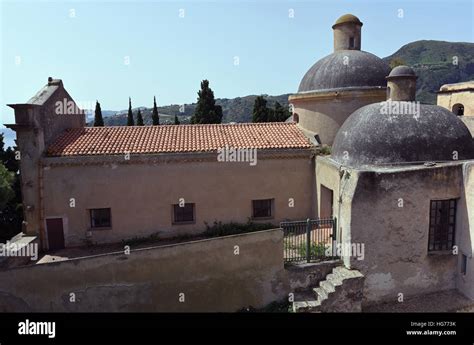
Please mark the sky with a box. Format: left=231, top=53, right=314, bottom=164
left=0, top=0, right=473, bottom=146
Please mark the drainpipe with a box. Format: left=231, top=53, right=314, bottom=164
left=38, top=160, right=46, bottom=251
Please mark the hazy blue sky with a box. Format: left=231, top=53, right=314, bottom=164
left=1, top=0, right=473, bottom=146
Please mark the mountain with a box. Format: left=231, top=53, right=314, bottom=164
left=383, top=40, right=474, bottom=104
left=99, top=40, right=473, bottom=126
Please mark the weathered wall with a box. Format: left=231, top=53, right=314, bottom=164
left=460, top=116, right=474, bottom=137
left=437, top=90, right=474, bottom=116
left=0, top=229, right=288, bottom=312
left=42, top=152, right=314, bottom=247
left=290, top=88, right=386, bottom=145
left=350, top=164, right=461, bottom=304
left=456, top=162, right=474, bottom=299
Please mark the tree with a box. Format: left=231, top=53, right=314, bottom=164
left=152, top=96, right=160, bottom=125
left=273, top=101, right=290, bottom=122
left=94, top=100, right=104, bottom=127
left=252, top=96, right=270, bottom=123
left=0, top=134, right=22, bottom=243
left=136, top=109, right=144, bottom=126
left=174, top=115, right=180, bottom=125
left=389, top=57, right=406, bottom=69
left=0, top=163, right=14, bottom=209
left=191, top=80, right=223, bottom=124
left=127, top=97, right=134, bottom=126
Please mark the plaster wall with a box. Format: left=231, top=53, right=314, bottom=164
left=42, top=152, right=314, bottom=247
left=0, top=229, right=288, bottom=312
left=290, top=89, right=386, bottom=145
left=350, top=165, right=462, bottom=304
left=437, top=91, right=474, bottom=116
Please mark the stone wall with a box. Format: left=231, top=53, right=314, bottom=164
left=0, top=229, right=288, bottom=312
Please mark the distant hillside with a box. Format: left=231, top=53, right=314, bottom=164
left=383, top=40, right=474, bottom=104
left=101, top=40, right=474, bottom=126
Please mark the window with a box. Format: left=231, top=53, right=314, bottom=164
left=461, top=254, right=467, bottom=275
left=428, top=199, right=456, bottom=252
left=349, top=37, right=355, bottom=48
left=173, top=203, right=195, bottom=223
left=293, top=113, right=299, bottom=123
left=252, top=199, right=273, bottom=218
left=452, top=104, right=464, bottom=116
left=90, top=208, right=111, bottom=229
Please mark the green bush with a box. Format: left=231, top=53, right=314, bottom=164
left=297, top=242, right=328, bottom=258
left=203, top=220, right=275, bottom=238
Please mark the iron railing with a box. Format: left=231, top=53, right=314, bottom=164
left=281, top=217, right=337, bottom=263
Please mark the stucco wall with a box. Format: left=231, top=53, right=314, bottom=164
left=0, top=229, right=288, bottom=312
left=460, top=116, right=474, bottom=138
left=290, top=89, right=386, bottom=145
left=42, top=152, right=314, bottom=247
left=456, top=162, right=474, bottom=299
left=350, top=164, right=462, bottom=304
left=437, top=91, right=474, bottom=116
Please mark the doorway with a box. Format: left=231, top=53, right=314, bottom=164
left=46, top=218, right=65, bottom=250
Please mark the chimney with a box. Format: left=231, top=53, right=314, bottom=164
left=332, top=14, right=363, bottom=51
left=386, top=66, right=417, bottom=101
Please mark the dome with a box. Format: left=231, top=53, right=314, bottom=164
left=332, top=102, right=474, bottom=167
left=387, top=65, right=417, bottom=79
left=298, top=50, right=390, bottom=92
left=333, top=14, right=363, bottom=28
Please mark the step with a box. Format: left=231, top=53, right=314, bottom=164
left=333, top=266, right=364, bottom=279
left=325, top=273, right=343, bottom=286
left=313, top=287, right=329, bottom=301
left=320, top=280, right=336, bottom=293
left=293, top=299, right=321, bottom=313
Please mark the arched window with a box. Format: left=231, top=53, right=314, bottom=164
left=452, top=103, right=464, bottom=116
left=293, top=113, right=299, bottom=123
left=386, top=86, right=391, bottom=100
left=349, top=37, right=355, bottom=48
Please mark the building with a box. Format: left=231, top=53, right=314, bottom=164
left=316, top=65, right=474, bottom=303
left=6, top=78, right=314, bottom=250
left=289, top=14, right=390, bottom=145
left=437, top=80, right=474, bottom=137
left=5, top=14, right=474, bottom=309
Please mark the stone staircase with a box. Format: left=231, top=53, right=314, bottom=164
left=293, top=266, right=364, bottom=312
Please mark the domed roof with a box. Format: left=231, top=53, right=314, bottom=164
left=333, top=14, right=363, bottom=27
left=332, top=102, right=474, bottom=167
left=387, top=65, right=417, bottom=79
left=298, top=50, right=390, bottom=92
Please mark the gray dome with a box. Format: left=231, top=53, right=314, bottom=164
left=332, top=102, right=474, bottom=167
left=387, top=65, right=417, bottom=78
left=298, top=50, right=390, bottom=92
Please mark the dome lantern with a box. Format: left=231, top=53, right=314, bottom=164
left=386, top=65, right=418, bottom=101
left=332, top=14, right=363, bottom=51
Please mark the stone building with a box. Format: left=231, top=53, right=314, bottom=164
left=316, top=66, right=474, bottom=303
left=5, top=14, right=474, bottom=309
left=437, top=81, right=474, bottom=137
left=289, top=14, right=390, bottom=145
left=7, top=79, right=314, bottom=250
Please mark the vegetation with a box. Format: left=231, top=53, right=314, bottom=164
left=252, top=96, right=270, bottom=123
left=0, top=134, right=23, bottom=243
left=239, top=299, right=291, bottom=313
left=389, top=57, right=406, bottom=69
left=152, top=96, right=160, bottom=125
left=202, top=220, right=275, bottom=238
left=136, top=109, right=144, bottom=126
left=191, top=80, right=223, bottom=124
left=174, top=115, right=180, bottom=125
left=127, top=97, right=134, bottom=126
left=383, top=40, right=474, bottom=104
left=93, top=100, right=104, bottom=127
left=297, top=242, right=328, bottom=258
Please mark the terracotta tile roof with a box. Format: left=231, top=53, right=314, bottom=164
left=47, top=123, right=312, bottom=157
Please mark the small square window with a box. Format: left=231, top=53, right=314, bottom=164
left=173, top=203, right=195, bottom=223
left=461, top=254, right=467, bottom=275
left=90, top=208, right=111, bottom=229
left=349, top=37, right=355, bottom=48
left=252, top=199, right=273, bottom=219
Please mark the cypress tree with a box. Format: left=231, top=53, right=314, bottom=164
left=136, top=109, right=144, bottom=126
left=174, top=115, right=180, bottom=125
left=252, top=96, right=269, bottom=123
left=191, top=80, right=223, bottom=124
left=152, top=96, right=160, bottom=125
left=273, top=101, right=289, bottom=122
left=127, top=97, right=134, bottom=126
left=94, top=100, right=104, bottom=127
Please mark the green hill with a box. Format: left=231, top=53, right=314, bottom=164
left=383, top=40, right=474, bottom=104
left=101, top=40, right=474, bottom=126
